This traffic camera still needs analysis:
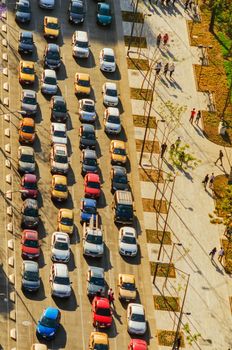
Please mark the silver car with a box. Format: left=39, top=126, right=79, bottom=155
left=51, top=232, right=70, bottom=263
left=21, top=90, right=37, bottom=115
left=87, top=266, right=105, bottom=297
left=51, top=123, right=67, bottom=145
left=50, top=263, right=71, bottom=298
left=39, top=0, right=55, bottom=9
left=102, top=82, right=119, bottom=106
left=118, top=226, right=138, bottom=257
left=18, top=146, right=35, bottom=173
left=83, top=219, right=104, bottom=258
left=21, top=260, right=40, bottom=292
left=41, top=69, right=58, bottom=95
left=104, top=107, right=121, bottom=134
left=127, top=303, right=147, bottom=335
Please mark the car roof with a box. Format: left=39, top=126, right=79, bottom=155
left=111, top=140, right=125, bottom=148
left=103, top=48, right=114, bottom=56
left=23, top=173, right=37, bottom=183
left=120, top=273, right=135, bottom=283
left=52, top=122, right=66, bottom=131
left=129, top=303, right=145, bottom=314
left=21, top=31, right=33, bottom=38
left=24, top=198, right=38, bottom=209
left=95, top=297, right=110, bottom=308
left=105, top=82, right=116, bottom=89
left=22, top=89, right=36, bottom=98
left=89, top=266, right=104, bottom=277
left=53, top=95, right=65, bottom=103
left=44, top=69, right=56, bottom=78
left=59, top=208, right=73, bottom=218
left=53, top=263, right=69, bottom=277
left=83, top=149, right=97, bottom=159
left=53, top=175, right=67, bottom=184
left=23, top=260, right=38, bottom=271
left=23, top=229, right=38, bottom=239
left=107, top=107, right=119, bottom=116
left=47, top=43, right=59, bottom=51
left=44, top=307, right=59, bottom=319
left=19, top=146, right=34, bottom=155
left=86, top=173, right=100, bottom=182
left=82, top=123, right=95, bottom=131
left=112, top=166, right=127, bottom=176
left=82, top=198, right=97, bottom=206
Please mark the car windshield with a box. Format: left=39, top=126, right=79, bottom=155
left=131, top=313, right=145, bottom=322
left=121, top=282, right=135, bottom=290
left=77, top=40, right=88, bottom=48
left=22, top=66, right=34, bottom=74
left=40, top=315, right=57, bottom=328
left=114, top=175, right=127, bottom=184
left=53, top=102, right=66, bottom=112
left=84, top=158, right=97, bottom=166
left=54, top=241, right=68, bottom=250
left=53, top=130, right=66, bottom=138
left=20, top=154, right=34, bottom=163
left=22, top=125, right=34, bottom=133
left=106, top=88, right=117, bottom=97
left=108, top=115, right=120, bottom=124
left=82, top=104, right=94, bottom=113
left=78, top=79, right=90, bottom=87
left=17, top=4, right=30, bottom=12
left=86, top=234, right=102, bottom=245
left=24, top=239, right=39, bottom=248
left=44, top=76, right=56, bottom=85
left=104, top=54, right=114, bottom=62
left=54, top=276, right=70, bottom=285
left=99, top=7, right=110, bottom=15
left=24, top=207, right=38, bottom=217
left=96, top=307, right=111, bottom=317
left=54, top=154, right=68, bottom=164
left=61, top=217, right=73, bottom=226
left=113, top=148, right=126, bottom=156
left=122, top=235, right=136, bottom=244
left=23, top=97, right=36, bottom=105
left=47, top=50, right=60, bottom=60
left=82, top=131, right=95, bottom=140
left=71, top=4, right=84, bottom=13
left=24, top=181, right=37, bottom=190
left=46, top=22, right=58, bottom=29
left=90, top=276, right=104, bottom=286
left=54, top=184, right=67, bottom=192
left=118, top=205, right=133, bottom=216
left=21, top=36, right=33, bottom=44
left=87, top=181, right=100, bottom=189
left=24, top=270, right=39, bottom=281
left=84, top=206, right=96, bottom=214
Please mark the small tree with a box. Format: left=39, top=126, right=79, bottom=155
left=168, top=142, right=201, bottom=171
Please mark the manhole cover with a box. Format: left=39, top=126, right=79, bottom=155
left=22, top=320, right=32, bottom=327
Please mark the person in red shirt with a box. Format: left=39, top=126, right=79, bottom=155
left=189, top=108, right=196, bottom=124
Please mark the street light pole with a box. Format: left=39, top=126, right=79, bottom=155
left=127, top=0, right=139, bottom=55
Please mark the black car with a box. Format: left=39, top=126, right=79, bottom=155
left=18, top=31, right=34, bottom=54
left=79, top=124, right=96, bottom=150
left=44, top=44, right=61, bottom=70
left=68, top=0, right=85, bottom=24
left=51, top=96, right=68, bottom=123
left=21, top=198, right=39, bottom=229
left=110, top=166, right=129, bottom=192
left=15, top=0, right=31, bottom=23
left=81, top=149, right=98, bottom=176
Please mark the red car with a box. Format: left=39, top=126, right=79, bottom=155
left=92, top=296, right=112, bottom=328
left=128, top=339, right=147, bottom=350
left=21, top=174, right=38, bottom=199
left=84, top=173, right=101, bottom=199
left=21, top=230, right=40, bottom=259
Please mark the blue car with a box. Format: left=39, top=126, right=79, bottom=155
left=80, top=198, right=97, bottom=224
left=36, top=307, right=60, bottom=340
left=15, top=0, right=31, bottom=23
left=18, top=31, right=34, bottom=54
left=97, top=3, right=112, bottom=26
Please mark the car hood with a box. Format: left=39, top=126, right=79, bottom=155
left=42, top=83, right=57, bottom=93
left=52, top=110, right=67, bottom=119
left=19, top=42, right=33, bottom=50
left=83, top=164, right=98, bottom=173
left=52, top=248, right=70, bottom=260
left=119, top=288, right=136, bottom=299
left=52, top=283, right=71, bottom=295
left=19, top=161, right=35, bottom=172
left=74, top=46, right=88, bottom=54
left=84, top=241, right=103, bottom=255
left=94, top=313, right=112, bottom=324
left=101, top=60, right=115, bottom=69
left=88, top=283, right=105, bottom=294
left=16, top=11, right=30, bottom=20
left=37, top=323, right=56, bottom=336
left=22, top=278, right=40, bottom=288
left=52, top=136, right=67, bottom=145
left=59, top=223, right=73, bottom=234
left=45, top=58, right=60, bottom=65
left=81, top=138, right=96, bottom=146
left=45, top=28, right=59, bottom=37
left=22, top=215, right=39, bottom=224
left=104, top=95, right=118, bottom=105
left=120, top=242, right=137, bottom=253
left=70, top=12, right=84, bottom=21
left=52, top=161, right=68, bottom=171
left=112, top=181, right=129, bottom=191
left=85, top=186, right=100, bottom=195
left=22, top=246, right=39, bottom=255
left=79, top=110, right=96, bottom=120
left=21, top=102, right=37, bottom=113
left=81, top=212, right=96, bottom=222
left=128, top=320, right=146, bottom=333
left=105, top=121, right=121, bottom=131
left=97, top=14, right=112, bottom=23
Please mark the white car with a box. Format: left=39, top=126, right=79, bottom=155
left=39, top=0, right=55, bottom=9
left=51, top=232, right=70, bottom=263
left=127, top=303, right=147, bottom=335
left=79, top=99, right=96, bottom=123
left=51, top=123, right=67, bottom=145
left=50, top=263, right=71, bottom=298
left=41, top=69, right=58, bottom=95
left=119, top=226, right=138, bottom=256
left=102, top=82, right=118, bottom=106
left=83, top=220, right=104, bottom=258
left=99, top=48, right=116, bottom=73
left=104, top=107, right=121, bottom=134
left=50, top=143, right=69, bottom=175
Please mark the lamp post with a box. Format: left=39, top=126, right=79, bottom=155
left=164, top=242, right=182, bottom=289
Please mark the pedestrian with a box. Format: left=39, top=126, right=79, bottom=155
left=108, top=288, right=115, bottom=306
left=209, top=247, right=217, bottom=260
left=169, top=63, right=175, bottom=78
left=155, top=61, right=162, bottom=75
left=202, top=174, right=209, bottom=190
left=215, top=150, right=224, bottom=166
left=156, top=33, right=162, bottom=47
left=195, top=110, right=201, bottom=125
left=160, top=143, right=167, bottom=158
left=218, top=247, right=225, bottom=263
left=164, top=63, right=169, bottom=77
left=163, top=33, right=169, bottom=45
left=175, top=136, right=181, bottom=149
left=208, top=173, right=215, bottom=189
left=185, top=0, right=190, bottom=10
left=189, top=108, right=196, bottom=124
left=170, top=143, right=175, bottom=154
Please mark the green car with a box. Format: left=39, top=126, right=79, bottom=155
left=97, top=2, right=112, bottom=26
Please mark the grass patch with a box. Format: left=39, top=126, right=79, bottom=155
left=222, top=239, right=232, bottom=274
left=157, top=330, right=184, bottom=347
left=133, top=115, right=156, bottom=128
left=154, top=295, right=180, bottom=312
left=146, top=229, right=172, bottom=244
left=121, top=10, right=144, bottom=23
left=142, top=198, right=168, bottom=214
left=139, top=168, right=164, bottom=183
left=213, top=174, right=229, bottom=209
left=135, top=139, right=159, bottom=153
left=150, top=262, right=176, bottom=278
left=124, top=35, right=147, bottom=48
left=127, top=57, right=150, bottom=71
left=130, top=88, right=153, bottom=101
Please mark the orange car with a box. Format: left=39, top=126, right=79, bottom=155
left=19, top=118, right=35, bottom=144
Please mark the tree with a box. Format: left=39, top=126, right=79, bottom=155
left=168, top=142, right=200, bottom=171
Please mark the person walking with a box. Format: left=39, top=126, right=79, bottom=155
left=164, top=63, right=169, bottom=77
left=160, top=143, right=167, bottom=159
left=209, top=247, right=217, bottom=260
left=155, top=61, right=162, bottom=75
left=156, top=33, right=162, bottom=47
left=218, top=247, right=225, bottom=263
left=175, top=136, right=181, bottom=149
left=108, top=288, right=115, bottom=306
left=195, top=110, right=201, bottom=125
left=163, top=33, right=169, bottom=45
left=169, top=63, right=175, bottom=78
left=215, top=150, right=224, bottom=166
left=202, top=174, right=209, bottom=190
left=208, top=173, right=215, bottom=189
left=189, top=108, right=196, bottom=124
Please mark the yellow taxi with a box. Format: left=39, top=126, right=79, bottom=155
left=51, top=175, right=68, bottom=202
left=110, top=140, right=127, bottom=165
left=19, top=61, right=35, bottom=84
left=57, top=208, right=74, bottom=235
left=74, top=73, right=91, bottom=96
left=118, top=273, right=136, bottom=301
left=44, top=16, right=59, bottom=39
left=88, top=332, right=109, bottom=350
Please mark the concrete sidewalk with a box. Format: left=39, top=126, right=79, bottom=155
left=120, top=0, right=232, bottom=349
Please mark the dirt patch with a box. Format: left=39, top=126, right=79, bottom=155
left=150, top=262, right=176, bottom=278
left=135, top=139, right=159, bottom=153
left=121, top=10, right=144, bottom=23
left=130, top=88, right=153, bottom=101
left=127, top=57, right=150, bottom=71
left=154, top=295, right=180, bottom=312
left=157, top=330, right=185, bottom=347
left=221, top=239, right=232, bottom=274
left=146, top=229, right=172, bottom=244
left=124, top=35, right=147, bottom=48
left=142, top=198, right=167, bottom=214
left=139, top=168, right=164, bottom=183
left=133, top=115, right=157, bottom=128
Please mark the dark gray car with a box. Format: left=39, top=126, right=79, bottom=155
left=44, top=44, right=61, bottom=70
left=21, top=199, right=39, bottom=229
left=81, top=149, right=98, bottom=175
left=51, top=96, right=68, bottom=123
left=111, top=166, right=129, bottom=192
left=68, top=0, right=85, bottom=24
left=18, top=31, right=34, bottom=54
left=21, top=260, right=40, bottom=292
left=87, top=266, right=105, bottom=297
left=15, top=0, right=31, bottom=23
left=79, top=124, right=96, bottom=150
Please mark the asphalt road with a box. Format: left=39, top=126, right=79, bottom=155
left=1, top=0, right=157, bottom=349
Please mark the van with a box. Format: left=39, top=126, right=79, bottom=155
left=72, top=30, right=89, bottom=58
left=113, top=190, right=134, bottom=224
